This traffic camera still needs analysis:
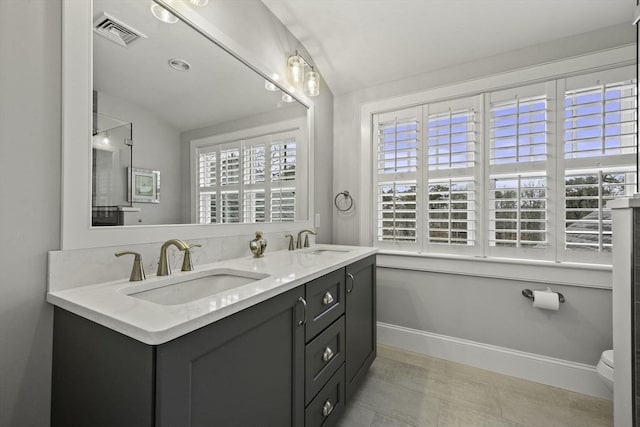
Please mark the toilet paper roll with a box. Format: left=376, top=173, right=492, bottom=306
left=532, top=290, right=560, bottom=311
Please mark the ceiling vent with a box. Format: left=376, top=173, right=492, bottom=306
left=93, top=12, right=147, bottom=48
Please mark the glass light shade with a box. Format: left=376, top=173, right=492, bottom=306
left=189, top=0, right=209, bottom=6
left=151, top=4, right=178, bottom=24
left=304, top=70, right=320, bottom=97
left=288, top=55, right=305, bottom=84
left=264, top=80, right=278, bottom=92
left=281, top=92, right=295, bottom=103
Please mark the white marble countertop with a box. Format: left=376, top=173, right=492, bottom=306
left=47, top=244, right=377, bottom=345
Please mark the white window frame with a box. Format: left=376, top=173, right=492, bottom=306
left=190, top=118, right=307, bottom=224
left=424, top=95, right=483, bottom=256
left=360, top=46, right=635, bottom=274
left=557, top=66, right=638, bottom=265
left=485, top=81, right=557, bottom=262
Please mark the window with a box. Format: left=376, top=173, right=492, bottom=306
left=194, top=125, right=302, bottom=224
left=424, top=96, right=481, bottom=254
left=374, top=107, right=419, bottom=249
left=372, top=66, right=636, bottom=264
left=561, top=69, right=637, bottom=262
left=487, top=83, right=553, bottom=259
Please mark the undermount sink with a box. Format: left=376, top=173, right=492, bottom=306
left=127, top=269, right=269, bottom=306
left=305, top=249, right=350, bottom=255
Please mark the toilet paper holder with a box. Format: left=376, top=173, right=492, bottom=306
left=522, top=288, right=565, bottom=303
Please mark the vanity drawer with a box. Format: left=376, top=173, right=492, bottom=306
left=305, top=268, right=345, bottom=341
left=305, top=316, right=345, bottom=405
left=305, top=364, right=345, bottom=427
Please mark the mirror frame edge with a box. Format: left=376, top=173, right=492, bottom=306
left=61, top=0, right=315, bottom=250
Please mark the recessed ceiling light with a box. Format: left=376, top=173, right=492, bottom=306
left=151, top=4, right=178, bottom=24
left=168, top=58, right=191, bottom=71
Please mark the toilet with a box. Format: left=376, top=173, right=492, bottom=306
left=596, top=349, right=614, bottom=391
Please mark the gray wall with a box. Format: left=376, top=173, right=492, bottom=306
left=0, top=1, right=61, bottom=426
left=378, top=269, right=612, bottom=365
left=331, top=24, right=634, bottom=366
left=98, top=91, right=183, bottom=225
left=0, top=1, right=333, bottom=426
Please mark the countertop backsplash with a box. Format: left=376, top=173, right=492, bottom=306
left=48, top=231, right=309, bottom=292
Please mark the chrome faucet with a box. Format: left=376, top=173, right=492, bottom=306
left=157, top=239, right=190, bottom=276
left=296, top=229, right=317, bottom=249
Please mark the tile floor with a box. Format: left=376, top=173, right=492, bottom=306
left=338, top=345, right=612, bottom=427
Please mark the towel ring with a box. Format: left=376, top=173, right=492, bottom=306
left=334, top=190, right=354, bottom=212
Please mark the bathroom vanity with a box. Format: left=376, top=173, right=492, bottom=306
left=49, top=246, right=376, bottom=427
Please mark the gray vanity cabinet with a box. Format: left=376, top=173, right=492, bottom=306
left=345, top=255, right=377, bottom=402
left=51, top=255, right=377, bottom=427
left=155, top=286, right=305, bottom=427
left=52, top=286, right=305, bottom=427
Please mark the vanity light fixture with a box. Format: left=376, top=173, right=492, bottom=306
left=150, top=3, right=178, bottom=24
left=287, top=51, right=321, bottom=97
left=168, top=58, right=191, bottom=71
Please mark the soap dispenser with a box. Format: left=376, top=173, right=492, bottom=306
left=249, top=231, right=267, bottom=258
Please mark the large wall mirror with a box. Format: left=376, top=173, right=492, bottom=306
left=92, top=0, right=309, bottom=227
left=61, top=0, right=314, bottom=249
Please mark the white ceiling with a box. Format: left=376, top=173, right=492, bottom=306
left=261, top=0, right=636, bottom=95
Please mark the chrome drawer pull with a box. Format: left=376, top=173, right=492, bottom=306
left=322, top=291, right=334, bottom=306
left=322, top=346, right=334, bottom=362
left=322, top=400, right=334, bottom=417
left=346, top=273, right=355, bottom=294
left=298, top=297, right=307, bottom=326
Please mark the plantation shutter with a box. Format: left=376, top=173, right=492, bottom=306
left=487, top=82, right=554, bottom=260
left=270, top=135, right=297, bottom=222
left=193, top=119, right=305, bottom=225
left=561, top=66, right=637, bottom=263
left=243, top=138, right=267, bottom=222
left=373, top=107, right=420, bottom=250
left=197, top=147, right=217, bottom=223
left=424, top=96, right=481, bottom=254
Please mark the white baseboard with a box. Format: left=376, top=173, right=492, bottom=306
left=377, top=322, right=612, bottom=400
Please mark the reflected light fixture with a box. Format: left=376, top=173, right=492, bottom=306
left=287, top=51, right=321, bottom=97
left=189, top=0, right=209, bottom=5
left=282, top=88, right=295, bottom=103
left=151, top=4, right=178, bottom=24
left=264, top=80, right=278, bottom=91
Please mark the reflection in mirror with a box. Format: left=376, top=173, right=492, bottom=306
left=91, top=111, right=133, bottom=226
left=91, top=0, right=309, bottom=227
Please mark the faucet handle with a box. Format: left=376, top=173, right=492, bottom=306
left=285, top=234, right=294, bottom=251
left=115, top=251, right=146, bottom=282
left=181, top=244, right=202, bottom=272
left=303, top=230, right=317, bottom=248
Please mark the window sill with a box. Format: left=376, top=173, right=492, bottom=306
left=376, top=250, right=612, bottom=289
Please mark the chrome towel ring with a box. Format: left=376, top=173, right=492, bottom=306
left=334, top=190, right=354, bottom=212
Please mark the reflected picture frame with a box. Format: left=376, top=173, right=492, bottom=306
left=128, top=167, right=160, bottom=203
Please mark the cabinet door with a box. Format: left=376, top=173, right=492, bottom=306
left=156, top=287, right=306, bottom=427
left=345, top=255, right=377, bottom=402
